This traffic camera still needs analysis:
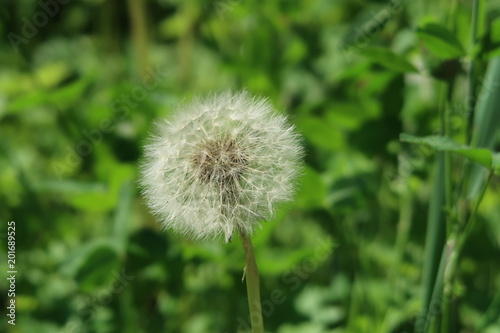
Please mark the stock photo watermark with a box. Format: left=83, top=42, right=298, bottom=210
left=7, top=0, right=71, bottom=53
left=5, top=221, right=17, bottom=326
left=235, top=237, right=334, bottom=331
left=411, top=289, right=457, bottom=333
left=214, top=0, right=243, bottom=19
left=338, top=0, right=410, bottom=63
left=63, top=268, right=135, bottom=333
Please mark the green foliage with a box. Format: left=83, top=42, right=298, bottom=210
left=1, top=0, right=500, bottom=333
left=400, top=134, right=500, bottom=169
left=359, top=47, right=418, bottom=73
left=416, top=23, right=466, bottom=59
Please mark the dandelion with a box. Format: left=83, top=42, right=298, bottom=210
left=139, top=90, right=302, bottom=242
left=140, top=90, right=302, bottom=332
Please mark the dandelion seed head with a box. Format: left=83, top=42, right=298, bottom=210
left=139, top=91, right=303, bottom=242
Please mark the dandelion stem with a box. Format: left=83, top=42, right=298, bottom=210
left=239, top=230, right=264, bottom=333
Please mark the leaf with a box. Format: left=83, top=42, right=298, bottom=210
left=471, top=57, right=500, bottom=149
left=294, top=166, right=327, bottom=209
left=473, top=18, right=500, bottom=59
left=68, top=191, right=118, bottom=212
left=69, top=163, right=135, bottom=212
left=258, top=247, right=316, bottom=275
left=400, top=134, right=497, bottom=169
left=34, top=62, right=72, bottom=88
left=7, top=90, right=49, bottom=113
left=128, top=229, right=168, bottom=262
left=359, top=47, right=418, bottom=73
left=297, top=117, right=344, bottom=151
left=61, top=240, right=121, bottom=292
left=467, top=56, right=500, bottom=198
left=49, top=78, right=89, bottom=108
left=416, top=23, right=465, bottom=59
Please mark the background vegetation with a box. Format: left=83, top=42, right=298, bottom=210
left=1, top=0, right=500, bottom=332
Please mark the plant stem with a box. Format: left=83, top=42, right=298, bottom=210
left=239, top=230, right=264, bottom=333
left=477, top=291, right=500, bottom=331
left=466, top=0, right=480, bottom=144
left=442, top=81, right=454, bottom=237
left=423, top=242, right=450, bottom=333
left=423, top=169, right=493, bottom=333
left=392, top=186, right=413, bottom=297
left=444, top=169, right=494, bottom=284
left=442, top=79, right=455, bottom=333
left=420, top=152, right=446, bottom=326
left=127, top=0, right=149, bottom=77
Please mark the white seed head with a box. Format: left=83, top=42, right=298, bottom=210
left=139, top=91, right=303, bottom=242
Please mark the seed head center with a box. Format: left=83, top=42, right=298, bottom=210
left=193, top=138, right=248, bottom=186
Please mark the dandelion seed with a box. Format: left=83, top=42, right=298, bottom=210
left=139, top=91, right=303, bottom=242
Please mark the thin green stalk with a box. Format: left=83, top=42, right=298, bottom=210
left=240, top=230, right=264, bottom=333
left=392, top=187, right=413, bottom=298
left=423, top=169, right=493, bottom=333
left=445, top=0, right=458, bottom=30
left=442, top=81, right=454, bottom=237
left=441, top=298, right=450, bottom=333
left=420, top=152, right=446, bottom=331
left=441, top=80, right=455, bottom=333
left=424, top=4, right=487, bottom=332
left=423, top=242, right=450, bottom=333
left=466, top=0, right=480, bottom=144
left=422, top=74, right=455, bottom=333
left=444, top=169, right=494, bottom=284
left=101, top=0, right=119, bottom=55
left=463, top=169, right=494, bottom=237
left=394, top=189, right=413, bottom=261
left=127, top=0, right=149, bottom=77
left=477, top=291, right=500, bottom=331
left=466, top=57, right=500, bottom=199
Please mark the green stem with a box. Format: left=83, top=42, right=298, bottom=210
left=464, top=169, right=493, bottom=235
left=127, top=0, right=149, bottom=77
left=423, top=241, right=450, bottom=333
left=392, top=187, right=413, bottom=299
left=477, top=291, right=500, bottom=331
left=424, top=168, right=493, bottom=333
left=444, top=169, right=494, bottom=284
left=441, top=79, right=455, bottom=333
left=240, top=230, right=264, bottom=333
left=442, top=81, right=454, bottom=237
left=440, top=3, right=482, bottom=331
left=466, top=0, right=480, bottom=144
left=421, top=152, right=446, bottom=325
left=424, top=72, right=455, bottom=333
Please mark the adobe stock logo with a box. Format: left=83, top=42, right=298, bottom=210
left=62, top=268, right=135, bottom=333
left=338, top=0, right=409, bottom=63
left=234, top=237, right=334, bottom=332
left=214, top=0, right=243, bottom=19
left=8, top=0, right=70, bottom=53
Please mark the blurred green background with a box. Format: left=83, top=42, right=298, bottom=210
left=1, top=0, right=500, bottom=332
